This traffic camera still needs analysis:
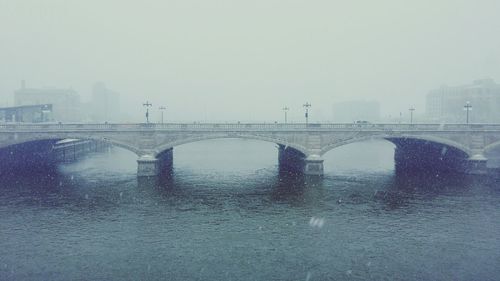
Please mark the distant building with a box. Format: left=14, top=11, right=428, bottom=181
left=426, top=79, right=500, bottom=123
left=14, top=81, right=82, bottom=122
left=0, top=104, right=53, bottom=122
left=90, top=82, right=121, bottom=122
left=332, top=100, right=380, bottom=123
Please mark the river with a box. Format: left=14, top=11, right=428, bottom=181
left=1, top=139, right=499, bottom=280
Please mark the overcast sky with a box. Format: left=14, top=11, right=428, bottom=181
left=1, top=0, right=499, bottom=122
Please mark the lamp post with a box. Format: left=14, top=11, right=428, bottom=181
left=464, top=101, right=472, bottom=124
left=282, top=106, right=289, bottom=123
left=409, top=106, right=415, bottom=124
left=143, top=101, right=152, bottom=123
left=303, top=102, right=311, bottom=125
left=159, top=106, right=166, bottom=124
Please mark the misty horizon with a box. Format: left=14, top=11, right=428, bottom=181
left=1, top=1, right=499, bottom=122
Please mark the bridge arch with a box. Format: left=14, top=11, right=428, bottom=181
left=0, top=135, right=143, bottom=156
left=319, top=134, right=473, bottom=157
left=483, top=140, right=500, bottom=155
left=153, top=134, right=310, bottom=158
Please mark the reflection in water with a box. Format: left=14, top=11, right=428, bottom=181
left=1, top=140, right=500, bottom=281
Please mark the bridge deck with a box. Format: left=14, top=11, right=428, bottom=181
left=1, top=123, right=500, bottom=132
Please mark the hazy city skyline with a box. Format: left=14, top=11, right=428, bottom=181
left=1, top=0, right=499, bottom=122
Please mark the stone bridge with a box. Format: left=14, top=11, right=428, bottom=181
left=1, top=123, right=500, bottom=177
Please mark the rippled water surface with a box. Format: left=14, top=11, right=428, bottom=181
left=1, top=139, right=499, bottom=280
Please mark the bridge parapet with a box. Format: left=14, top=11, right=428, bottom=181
left=3, top=122, right=500, bottom=132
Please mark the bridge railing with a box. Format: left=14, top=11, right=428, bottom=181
left=1, top=122, right=500, bottom=131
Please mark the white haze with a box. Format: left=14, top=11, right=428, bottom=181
left=0, top=0, right=499, bottom=122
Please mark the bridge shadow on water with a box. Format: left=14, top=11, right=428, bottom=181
left=0, top=147, right=329, bottom=215
left=369, top=170, right=500, bottom=211
left=0, top=153, right=141, bottom=214
left=134, top=165, right=499, bottom=215
left=2, top=151, right=498, bottom=217
left=132, top=167, right=337, bottom=213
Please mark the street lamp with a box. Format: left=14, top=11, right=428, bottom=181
left=159, top=106, right=166, bottom=124
left=409, top=106, right=415, bottom=124
left=464, top=101, right=472, bottom=124
left=303, top=102, right=311, bottom=125
left=282, top=106, right=289, bottom=123
left=143, top=101, right=152, bottom=123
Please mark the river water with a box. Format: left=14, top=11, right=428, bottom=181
left=1, top=139, right=499, bottom=280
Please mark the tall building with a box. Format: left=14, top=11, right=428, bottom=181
left=332, top=100, right=380, bottom=123
left=426, top=79, right=500, bottom=123
left=91, top=82, right=121, bottom=122
left=14, top=81, right=82, bottom=122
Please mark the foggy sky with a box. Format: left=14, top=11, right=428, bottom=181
left=1, top=0, right=499, bottom=122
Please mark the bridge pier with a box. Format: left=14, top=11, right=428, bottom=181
left=464, top=154, right=488, bottom=175
left=137, top=155, right=159, bottom=177
left=392, top=140, right=473, bottom=175
left=278, top=145, right=304, bottom=174
left=157, top=148, right=174, bottom=175
left=304, top=155, right=324, bottom=176
left=278, top=145, right=324, bottom=176
left=137, top=149, right=174, bottom=178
